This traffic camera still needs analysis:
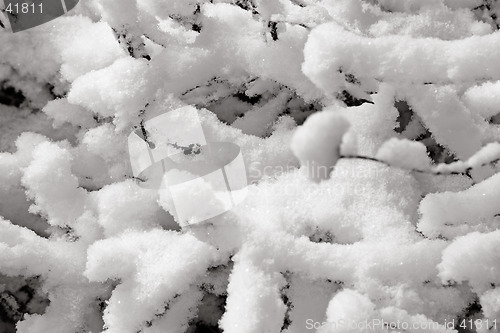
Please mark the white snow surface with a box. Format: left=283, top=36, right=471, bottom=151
left=0, top=0, right=499, bottom=332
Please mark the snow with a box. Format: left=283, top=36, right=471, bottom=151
left=337, top=83, right=399, bottom=156
left=318, top=288, right=455, bottom=333
left=0, top=105, right=77, bottom=153
left=438, top=230, right=500, bottom=293
left=467, top=142, right=500, bottom=169
left=303, top=23, right=500, bottom=95
left=80, top=123, right=131, bottom=180
left=324, top=289, right=375, bottom=325
left=142, top=288, right=203, bottom=333
left=376, top=137, right=431, bottom=170
left=403, top=85, right=483, bottom=159
left=282, top=276, right=338, bottom=333
left=52, top=16, right=126, bottom=82
left=200, top=3, right=321, bottom=101
left=463, top=80, right=500, bottom=119
left=220, top=247, right=287, bottom=333
left=373, top=0, right=482, bottom=12
left=232, top=91, right=290, bottom=137
left=291, top=111, right=350, bottom=182
left=1, top=0, right=500, bottom=331
left=16, top=284, right=108, bottom=333
left=93, top=180, right=171, bottom=236
left=21, top=141, right=87, bottom=228
left=419, top=172, right=500, bottom=238
left=42, top=98, right=96, bottom=129
left=480, top=288, right=500, bottom=321
left=369, top=5, right=492, bottom=39
left=85, top=229, right=219, bottom=333
left=67, top=57, right=150, bottom=131
left=0, top=216, right=90, bottom=295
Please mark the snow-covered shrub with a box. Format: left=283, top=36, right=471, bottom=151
left=1, top=0, right=500, bottom=332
